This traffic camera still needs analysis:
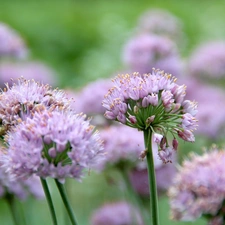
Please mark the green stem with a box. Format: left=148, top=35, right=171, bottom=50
left=5, top=193, right=20, bottom=225
left=40, top=178, right=58, bottom=225
left=120, top=168, right=149, bottom=225
left=144, top=129, right=160, bottom=225
left=55, top=179, right=78, bottom=225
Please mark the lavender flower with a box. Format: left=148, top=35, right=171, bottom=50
left=0, top=61, right=57, bottom=87
left=188, top=41, right=225, bottom=81
left=72, top=79, right=113, bottom=115
left=1, top=109, right=104, bottom=183
left=97, top=125, right=144, bottom=171
left=0, top=22, right=28, bottom=58
left=90, top=201, right=144, bottom=225
left=122, top=34, right=182, bottom=77
left=168, top=146, right=225, bottom=224
left=0, top=77, right=69, bottom=132
left=136, top=9, right=185, bottom=44
left=102, top=69, right=198, bottom=163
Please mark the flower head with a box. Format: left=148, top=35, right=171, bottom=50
left=189, top=41, right=225, bottom=81
left=102, top=69, right=198, bottom=162
left=1, top=109, right=104, bottom=183
left=90, top=201, right=144, bottom=225
left=0, top=22, right=28, bottom=58
left=0, top=77, right=69, bottom=132
left=136, top=9, right=186, bottom=47
left=97, top=125, right=144, bottom=171
left=122, top=34, right=182, bottom=77
left=168, top=146, right=225, bottom=224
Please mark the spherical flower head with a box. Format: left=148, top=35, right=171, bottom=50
left=0, top=61, right=58, bottom=88
left=97, top=125, right=144, bottom=171
left=102, top=69, right=198, bottom=162
left=0, top=22, right=28, bottom=58
left=168, top=146, right=225, bottom=224
left=122, top=34, right=182, bottom=77
left=136, top=8, right=185, bottom=45
left=189, top=41, right=225, bottom=81
left=90, top=201, right=144, bottom=225
left=0, top=77, right=70, bottom=131
left=1, top=109, right=104, bottom=183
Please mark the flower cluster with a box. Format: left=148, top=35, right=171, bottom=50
left=97, top=125, right=144, bottom=171
left=90, top=201, right=144, bottom=225
left=0, top=22, right=28, bottom=58
left=189, top=41, right=225, bottom=81
left=168, top=147, right=225, bottom=225
left=0, top=77, right=68, bottom=132
left=1, top=109, right=104, bottom=183
left=136, top=8, right=185, bottom=44
left=102, top=69, right=198, bottom=163
left=122, top=34, right=182, bottom=77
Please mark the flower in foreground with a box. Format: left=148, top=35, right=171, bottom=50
left=0, top=77, right=69, bottom=133
left=102, top=69, right=198, bottom=163
left=168, top=146, right=225, bottom=225
left=90, top=201, right=144, bottom=225
left=1, top=109, right=104, bottom=183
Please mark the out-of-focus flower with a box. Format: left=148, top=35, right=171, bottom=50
left=97, top=125, right=144, bottom=171
left=102, top=69, right=198, bottom=163
left=188, top=41, right=225, bottom=81
left=122, top=34, right=182, bottom=77
left=0, top=77, right=69, bottom=132
left=0, top=22, right=28, bottom=58
left=136, top=9, right=185, bottom=45
left=168, top=146, right=225, bottom=224
left=90, top=201, right=144, bottom=225
left=0, top=61, right=57, bottom=87
left=1, top=109, right=104, bottom=183
left=183, top=78, right=225, bottom=139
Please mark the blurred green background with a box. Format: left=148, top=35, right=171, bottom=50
left=0, top=0, right=225, bottom=224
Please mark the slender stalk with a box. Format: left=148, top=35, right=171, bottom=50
left=40, top=178, right=58, bottom=225
left=144, top=129, right=160, bottom=225
left=120, top=168, right=149, bottom=225
left=5, top=193, right=19, bottom=225
left=54, top=179, right=78, bottom=225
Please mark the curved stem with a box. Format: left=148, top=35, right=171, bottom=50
left=5, top=193, right=19, bottom=225
left=120, top=168, right=149, bottom=225
left=40, top=178, right=58, bottom=225
left=54, top=179, right=78, bottom=225
left=144, top=129, right=160, bottom=225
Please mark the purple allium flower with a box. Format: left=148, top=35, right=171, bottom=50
left=0, top=77, right=69, bottom=131
left=97, top=125, right=144, bottom=171
left=168, top=147, right=225, bottom=224
left=102, top=69, right=198, bottom=163
left=183, top=78, right=225, bottom=138
left=0, top=22, right=28, bottom=58
left=90, top=201, right=144, bottom=225
left=136, top=9, right=185, bottom=44
left=0, top=149, right=44, bottom=200
left=188, top=41, right=225, bottom=81
left=0, top=61, right=57, bottom=87
left=122, top=34, right=182, bottom=77
left=1, top=109, right=104, bottom=183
